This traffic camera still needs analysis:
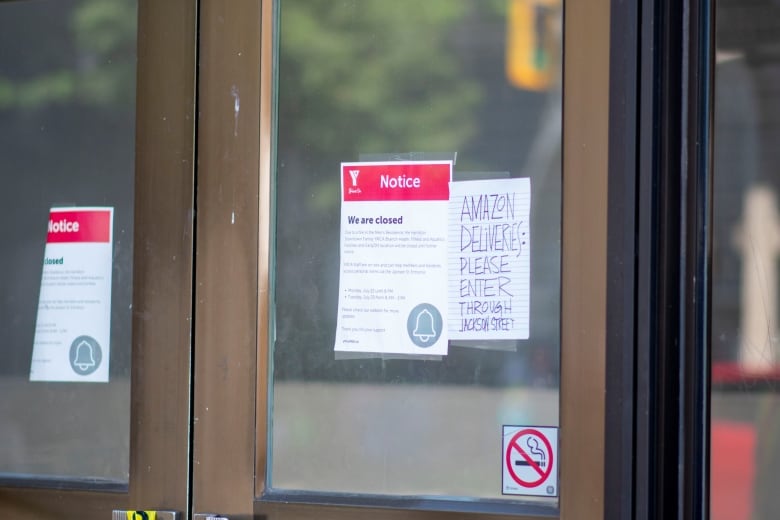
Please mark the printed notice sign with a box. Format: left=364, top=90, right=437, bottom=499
left=449, top=178, right=530, bottom=340
left=30, top=207, right=114, bottom=382
left=335, top=161, right=452, bottom=356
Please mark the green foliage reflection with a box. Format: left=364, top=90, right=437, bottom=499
left=0, top=0, right=136, bottom=110
left=278, top=0, right=483, bottom=170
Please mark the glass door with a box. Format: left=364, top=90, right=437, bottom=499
left=0, top=0, right=197, bottom=518
left=190, top=0, right=611, bottom=519
left=710, top=1, right=780, bottom=519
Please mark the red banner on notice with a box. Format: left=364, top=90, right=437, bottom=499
left=342, top=162, right=451, bottom=202
left=46, top=209, right=112, bottom=243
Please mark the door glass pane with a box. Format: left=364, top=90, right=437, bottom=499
left=711, top=1, right=780, bottom=518
left=0, top=0, right=136, bottom=487
left=268, top=0, right=562, bottom=510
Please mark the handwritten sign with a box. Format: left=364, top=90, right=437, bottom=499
left=448, top=179, right=530, bottom=340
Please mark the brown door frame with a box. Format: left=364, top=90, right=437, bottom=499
left=189, top=0, right=264, bottom=517
left=128, top=0, right=198, bottom=513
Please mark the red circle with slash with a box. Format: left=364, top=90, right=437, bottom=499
left=505, top=428, right=554, bottom=487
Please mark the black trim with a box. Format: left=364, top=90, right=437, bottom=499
left=634, top=0, right=661, bottom=516
left=651, top=0, right=685, bottom=516
left=605, top=0, right=641, bottom=519
left=0, top=474, right=127, bottom=493
left=636, top=0, right=684, bottom=517
left=260, top=489, right=557, bottom=517
left=680, top=0, right=713, bottom=517
left=634, top=0, right=714, bottom=519
left=187, top=0, right=201, bottom=516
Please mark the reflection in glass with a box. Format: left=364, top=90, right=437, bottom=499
left=0, top=0, right=136, bottom=485
left=711, top=1, right=780, bottom=518
left=270, top=0, right=562, bottom=505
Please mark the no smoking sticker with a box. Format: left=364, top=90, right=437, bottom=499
left=502, top=425, right=558, bottom=497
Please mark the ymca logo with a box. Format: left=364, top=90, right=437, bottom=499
left=347, top=169, right=362, bottom=195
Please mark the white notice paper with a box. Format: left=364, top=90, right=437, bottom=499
left=335, top=161, right=452, bottom=356
left=30, top=207, right=114, bottom=382
left=449, top=179, right=530, bottom=340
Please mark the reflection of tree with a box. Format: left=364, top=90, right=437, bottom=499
left=0, top=0, right=136, bottom=110
left=0, top=0, right=137, bottom=377
left=278, top=0, right=482, bottom=207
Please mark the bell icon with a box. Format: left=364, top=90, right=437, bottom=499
left=412, top=309, right=437, bottom=343
left=73, top=340, right=96, bottom=371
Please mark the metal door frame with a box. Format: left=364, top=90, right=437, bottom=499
left=190, top=0, right=611, bottom=519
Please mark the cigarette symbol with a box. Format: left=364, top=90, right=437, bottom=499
left=515, top=459, right=545, bottom=468
left=515, top=437, right=547, bottom=467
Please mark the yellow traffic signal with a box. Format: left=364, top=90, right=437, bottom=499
left=506, top=0, right=562, bottom=91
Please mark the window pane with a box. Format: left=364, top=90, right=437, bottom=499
left=711, top=1, right=780, bottom=518
left=269, top=0, right=562, bottom=509
left=0, top=0, right=136, bottom=486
